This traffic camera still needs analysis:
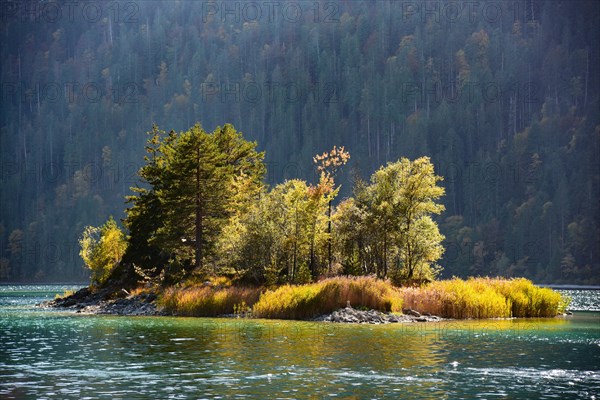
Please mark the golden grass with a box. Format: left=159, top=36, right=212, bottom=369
left=401, top=277, right=568, bottom=319
left=158, top=276, right=567, bottom=320
left=158, top=285, right=261, bottom=317
left=54, top=289, right=75, bottom=299
left=252, top=276, right=403, bottom=319
left=128, top=286, right=147, bottom=297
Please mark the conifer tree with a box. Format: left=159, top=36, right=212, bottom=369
left=124, top=123, right=264, bottom=276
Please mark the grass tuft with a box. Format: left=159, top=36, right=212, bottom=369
left=54, top=289, right=75, bottom=299
left=158, top=276, right=567, bottom=320
left=158, top=285, right=261, bottom=317
left=252, top=276, right=403, bottom=319
left=400, top=277, right=568, bottom=318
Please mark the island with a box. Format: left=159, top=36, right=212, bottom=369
left=48, top=123, right=569, bottom=322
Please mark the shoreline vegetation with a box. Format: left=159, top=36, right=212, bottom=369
left=47, top=275, right=569, bottom=322
left=46, top=122, right=569, bottom=322
left=160, top=275, right=569, bottom=319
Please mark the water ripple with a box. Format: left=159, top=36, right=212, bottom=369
left=1, top=286, right=598, bottom=399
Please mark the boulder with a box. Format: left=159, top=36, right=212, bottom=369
left=314, top=306, right=442, bottom=324
left=402, top=308, right=421, bottom=317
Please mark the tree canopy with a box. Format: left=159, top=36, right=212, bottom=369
left=114, top=123, right=444, bottom=286
left=79, top=217, right=127, bottom=287
left=124, top=123, right=265, bottom=277
left=335, top=157, right=445, bottom=283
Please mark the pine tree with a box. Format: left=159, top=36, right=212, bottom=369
left=124, top=123, right=265, bottom=276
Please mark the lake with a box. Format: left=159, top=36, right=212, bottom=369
left=1, top=285, right=599, bottom=399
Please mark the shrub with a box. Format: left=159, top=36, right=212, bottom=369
left=79, top=217, right=127, bottom=287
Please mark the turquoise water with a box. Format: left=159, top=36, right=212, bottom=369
left=1, top=286, right=599, bottom=399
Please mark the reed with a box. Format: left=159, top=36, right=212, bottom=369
left=400, top=277, right=567, bottom=318
left=252, top=276, right=403, bottom=319
left=483, top=277, right=565, bottom=317
left=158, top=276, right=566, bottom=320
left=159, top=285, right=261, bottom=317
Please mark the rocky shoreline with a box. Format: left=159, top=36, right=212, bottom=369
left=43, top=287, right=442, bottom=323
left=41, top=287, right=163, bottom=316
left=76, top=294, right=162, bottom=316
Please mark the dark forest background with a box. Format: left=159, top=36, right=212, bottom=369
left=1, top=0, right=598, bottom=283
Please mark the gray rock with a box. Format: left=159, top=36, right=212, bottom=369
left=314, top=306, right=442, bottom=324
left=402, top=308, right=421, bottom=317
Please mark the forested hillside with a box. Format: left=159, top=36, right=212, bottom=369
left=1, top=0, right=598, bottom=283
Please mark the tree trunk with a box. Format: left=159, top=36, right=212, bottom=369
left=383, top=220, right=388, bottom=278
left=195, top=147, right=203, bottom=271
left=406, top=217, right=413, bottom=280
left=292, top=207, right=298, bottom=281
left=327, top=200, right=332, bottom=273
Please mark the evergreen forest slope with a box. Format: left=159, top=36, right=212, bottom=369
left=1, top=0, right=598, bottom=283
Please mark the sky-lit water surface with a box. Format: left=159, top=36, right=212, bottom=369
left=1, top=286, right=598, bottom=399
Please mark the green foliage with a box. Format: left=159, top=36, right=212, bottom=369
left=332, top=198, right=368, bottom=275
left=219, top=172, right=337, bottom=284
left=79, top=217, right=127, bottom=287
left=127, top=132, right=445, bottom=287
left=125, top=123, right=265, bottom=277
left=252, top=276, right=403, bottom=319
left=334, top=157, right=445, bottom=283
